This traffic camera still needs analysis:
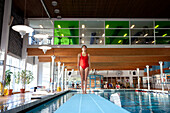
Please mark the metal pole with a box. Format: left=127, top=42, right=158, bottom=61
left=57, top=61, right=61, bottom=90
left=61, top=63, right=64, bottom=91
left=146, top=65, right=150, bottom=90
left=51, top=55, right=56, bottom=92
left=137, top=68, right=140, bottom=89
left=65, top=68, right=67, bottom=90
left=159, top=61, right=164, bottom=91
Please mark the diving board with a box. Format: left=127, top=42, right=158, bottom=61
left=54, top=94, right=130, bottom=113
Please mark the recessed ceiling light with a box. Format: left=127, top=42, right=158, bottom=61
left=118, top=40, right=122, bottom=43
left=102, top=34, right=105, bottom=37
left=82, top=34, right=84, bottom=37
left=100, top=40, right=102, bottom=43
left=57, top=16, right=62, bottom=19
left=155, top=25, right=159, bottom=28
left=82, top=24, right=85, bottom=28
left=54, top=9, right=60, bottom=14
left=39, top=25, right=43, bottom=28
left=162, top=34, right=167, bottom=37
left=82, top=40, right=84, bottom=44
left=123, top=33, right=127, bottom=37
left=144, top=33, right=148, bottom=37
left=106, top=25, right=109, bottom=28
left=52, top=1, right=57, bottom=6
left=58, top=25, right=61, bottom=28
left=130, top=25, right=135, bottom=29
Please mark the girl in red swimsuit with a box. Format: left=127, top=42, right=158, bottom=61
left=77, top=45, right=91, bottom=94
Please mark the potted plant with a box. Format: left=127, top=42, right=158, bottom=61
left=5, top=70, right=13, bottom=95
left=15, top=70, right=34, bottom=93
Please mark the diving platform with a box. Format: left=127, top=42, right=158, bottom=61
left=54, top=94, right=130, bottom=113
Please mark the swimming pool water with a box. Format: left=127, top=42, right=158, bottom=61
left=26, top=90, right=170, bottom=113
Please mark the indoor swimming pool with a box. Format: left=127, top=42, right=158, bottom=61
left=26, top=90, right=170, bottom=113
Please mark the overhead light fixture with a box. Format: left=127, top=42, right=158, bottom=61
left=102, top=34, right=105, bottom=37
left=162, top=34, right=167, bottom=37
left=54, top=9, right=60, bottom=14
left=12, top=25, right=34, bottom=38
left=100, top=40, right=102, bottom=43
left=106, top=25, right=109, bottom=28
left=34, top=34, right=49, bottom=39
left=155, top=25, right=159, bottom=28
left=118, top=40, right=122, bottom=43
left=57, top=16, right=62, bottom=19
left=58, top=25, right=61, bottom=28
left=52, top=1, right=57, bottom=6
left=38, top=46, right=52, bottom=54
left=82, top=24, right=85, bottom=28
left=123, top=33, right=127, bottom=37
left=82, top=40, right=85, bottom=44
left=39, top=25, right=43, bottom=28
left=130, top=25, right=135, bottom=29
left=144, top=33, right=148, bottom=37
left=82, top=34, right=84, bottom=37
left=12, top=0, right=34, bottom=38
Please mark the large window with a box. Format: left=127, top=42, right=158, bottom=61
left=5, top=55, right=36, bottom=92
left=28, top=19, right=170, bottom=45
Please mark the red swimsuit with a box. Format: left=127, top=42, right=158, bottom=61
left=79, top=52, right=89, bottom=70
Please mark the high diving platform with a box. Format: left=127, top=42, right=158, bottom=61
left=54, top=94, right=130, bottom=113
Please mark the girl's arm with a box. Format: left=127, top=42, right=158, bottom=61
left=77, top=53, right=80, bottom=71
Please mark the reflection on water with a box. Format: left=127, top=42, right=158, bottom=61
left=25, top=91, right=170, bottom=113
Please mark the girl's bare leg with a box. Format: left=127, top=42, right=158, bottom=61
left=84, top=67, right=89, bottom=94
left=79, top=66, right=84, bottom=94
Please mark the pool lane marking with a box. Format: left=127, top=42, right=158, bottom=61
left=88, top=94, right=105, bottom=113
left=79, top=94, right=82, bottom=113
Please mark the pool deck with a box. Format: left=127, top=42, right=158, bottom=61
left=54, top=94, right=130, bottom=113
left=0, top=90, right=69, bottom=113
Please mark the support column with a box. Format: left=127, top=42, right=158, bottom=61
left=65, top=68, right=67, bottom=90
left=0, top=0, right=12, bottom=96
left=146, top=65, right=150, bottom=90
left=159, top=61, right=164, bottom=91
left=57, top=61, right=61, bottom=91
left=51, top=55, right=56, bottom=92
left=137, top=68, right=140, bottom=89
left=61, top=63, right=64, bottom=91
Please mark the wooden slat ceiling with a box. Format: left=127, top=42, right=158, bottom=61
left=13, top=0, right=170, bottom=18
left=27, top=48, right=170, bottom=70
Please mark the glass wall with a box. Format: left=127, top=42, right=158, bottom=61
left=5, top=55, right=36, bottom=92
left=28, top=19, right=170, bottom=45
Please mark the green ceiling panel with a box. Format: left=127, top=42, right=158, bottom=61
left=54, top=21, right=79, bottom=28
left=54, top=37, right=79, bottom=45
left=155, top=21, right=170, bottom=28
left=155, top=29, right=170, bottom=36
left=105, top=29, right=129, bottom=36
left=105, top=37, right=129, bottom=44
left=105, top=21, right=129, bottom=28
left=156, top=37, right=170, bottom=44
left=54, top=29, right=79, bottom=37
